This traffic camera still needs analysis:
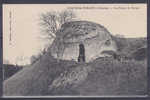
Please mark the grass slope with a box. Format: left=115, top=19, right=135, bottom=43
left=74, top=58, right=147, bottom=96
left=3, top=54, right=79, bottom=96
left=3, top=54, right=147, bottom=96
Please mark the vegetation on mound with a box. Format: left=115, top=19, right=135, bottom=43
left=3, top=54, right=79, bottom=96
left=3, top=53, right=147, bottom=96
left=74, top=58, right=147, bottom=95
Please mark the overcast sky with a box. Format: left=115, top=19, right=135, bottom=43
left=3, top=4, right=147, bottom=65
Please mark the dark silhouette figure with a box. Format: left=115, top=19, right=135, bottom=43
left=78, top=44, right=85, bottom=62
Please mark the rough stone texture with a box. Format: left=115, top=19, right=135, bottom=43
left=48, top=64, right=92, bottom=92
left=50, top=21, right=117, bottom=62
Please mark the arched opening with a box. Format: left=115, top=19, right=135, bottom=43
left=78, top=44, right=85, bottom=62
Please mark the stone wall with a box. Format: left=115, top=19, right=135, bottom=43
left=50, top=21, right=117, bottom=62
left=59, top=37, right=117, bottom=62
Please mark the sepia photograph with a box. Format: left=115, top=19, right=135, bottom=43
left=3, top=4, right=147, bottom=97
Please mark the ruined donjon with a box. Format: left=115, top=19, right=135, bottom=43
left=50, top=21, right=117, bottom=62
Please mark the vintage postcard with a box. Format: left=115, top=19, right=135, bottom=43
left=3, top=4, right=147, bottom=97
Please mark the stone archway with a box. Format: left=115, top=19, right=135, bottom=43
left=78, top=43, right=85, bottom=62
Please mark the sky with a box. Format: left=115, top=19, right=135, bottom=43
left=3, top=4, right=147, bottom=65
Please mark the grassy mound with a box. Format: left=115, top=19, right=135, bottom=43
left=3, top=54, right=78, bottom=96
left=74, top=58, right=147, bottom=96
left=3, top=53, right=147, bottom=96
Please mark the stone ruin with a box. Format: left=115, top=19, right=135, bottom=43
left=50, top=21, right=117, bottom=62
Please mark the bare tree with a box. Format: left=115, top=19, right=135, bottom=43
left=58, top=10, right=76, bottom=28
left=39, top=10, right=77, bottom=62
left=39, top=10, right=76, bottom=40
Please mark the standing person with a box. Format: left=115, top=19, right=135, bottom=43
left=78, top=44, right=85, bottom=62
